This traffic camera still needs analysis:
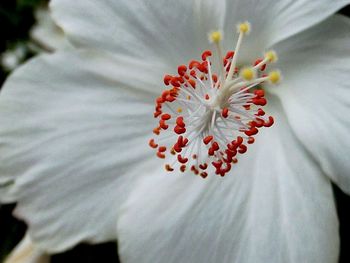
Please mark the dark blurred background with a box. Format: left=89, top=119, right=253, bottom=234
left=0, top=1, right=349, bottom=262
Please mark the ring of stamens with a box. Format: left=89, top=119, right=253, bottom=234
left=149, top=22, right=281, bottom=178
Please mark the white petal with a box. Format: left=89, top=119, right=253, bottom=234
left=50, top=0, right=349, bottom=66
left=0, top=50, right=161, bottom=252
left=30, top=7, right=69, bottom=51
left=50, top=0, right=223, bottom=66
left=116, top=97, right=339, bottom=263
left=4, top=233, right=49, bottom=263
left=221, top=0, right=350, bottom=62
left=272, top=15, right=350, bottom=194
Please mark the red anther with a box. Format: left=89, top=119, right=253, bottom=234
left=170, top=77, right=181, bottom=87
left=243, top=105, right=251, bottom=110
left=252, top=97, right=267, bottom=106
left=244, top=127, right=259, bottom=136
left=183, top=137, right=189, bottom=147
left=173, top=143, right=182, bottom=153
left=188, top=79, right=196, bottom=88
left=200, top=172, right=208, bottom=178
left=192, top=154, right=197, bottom=159
left=189, top=60, right=200, bottom=69
left=208, top=148, right=215, bottom=156
left=199, top=163, right=208, bottom=170
left=191, top=165, right=199, bottom=175
left=238, top=144, right=247, bottom=154
left=178, top=76, right=185, bottom=84
left=165, top=164, right=174, bottom=172
left=170, top=87, right=179, bottom=96
left=190, top=70, right=196, bottom=77
left=222, top=162, right=231, bottom=172
left=163, top=75, right=172, bottom=86
left=212, top=74, right=218, bottom=83
left=212, top=141, right=219, bottom=151
left=161, top=90, right=170, bottom=99
left=148, top=139, right=158, bottom=149
left=157, top=152, right=166, bottom=159
left=161, top=113, right=171, bottom=120
left=153, top=127, right=160, bottom=135
left=165, top=95, right=176, bottom=102
left=247, top=137, right=255, bottom=144
left=227, top=143, right=238, bottom=152
left=178, top=65, right=187, bottom=76
left=254, top=118, right=264, bottom=128
left=177, top=154, right=188, bottom=164
left=176, top=116, right=185, bottom=127
left=156, top=97, right=164, bottom=104
left=177, top=136, right=188, bottom=147
left=254, top=89, right=265, bottom=97
left=154, top=111, right=162, bottom=118
left=158, top=146, right=167, bottom=152
left=263, top=116, right=274, bottom=127
left=177, top=135, right=183, bottom=146
left=205, top=94, right=210, bottom=100
left=198, top=62, right=208, bottom=73
left=225, top=150, right=237, bottom=163
left=212, top=161, right=223, bottom=169
left=201, top=50, right=212, bottom=61
left=222, top=108, right=229, bottom=118
left=232, top=158, right=238, bottom=164
left=232, top=136, right=243, bottom=147
left=159, top=119, right=168, bottom=130
left=256, top=108, right=265, bottom=116
left=225, top=51, right=235, bottom=59
left=180, top=165, right=186, bottom=172
left=254, top=58, right=266, bottom=71
left=174, top=126, right=186, bottom=134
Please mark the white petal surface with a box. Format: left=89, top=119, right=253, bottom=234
left=272, top=15, right=350, bottom=194
left=50, top=0, right=350, bottom=65
left=0, top=50, right=162, bottom=252
left=222, top=0, right=350, bottom=61
left=50, top=0, right=222, bottom=67
left=117, top=97, right=339, bottom=263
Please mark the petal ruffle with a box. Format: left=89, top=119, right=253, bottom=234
left=117, top=97, right=339, bottom=263
left=272, top=15, right=350, bottom=194
left=0, top=50, right=160, bottom=252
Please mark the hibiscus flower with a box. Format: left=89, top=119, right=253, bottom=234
left=1, top=0, right=350, bottom=262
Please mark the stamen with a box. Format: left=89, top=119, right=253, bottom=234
left=150, top=22, right=281, bottom=178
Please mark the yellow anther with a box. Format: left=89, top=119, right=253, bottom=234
left=240, top=67, right=256, bottom=81
left=187, top=95, right=191, bottom=100
left=265, top=50, right=278, bottom=63
left=209, top=31, right=222, bottom=44
left=268, top=71, right=281, bottom=84
left=237, top=22, right=251, bottom=34
left=177, top=107, right=183, bottom=113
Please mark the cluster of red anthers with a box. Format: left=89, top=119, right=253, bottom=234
left=149, top=50, right=274, bottom=178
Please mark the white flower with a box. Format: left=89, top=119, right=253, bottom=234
left=1, top=0, right=350, bottom=262
left=29, top=6, right=69, bottom=52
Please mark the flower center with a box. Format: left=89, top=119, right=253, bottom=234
left=149, top=22, right=281, bottom=178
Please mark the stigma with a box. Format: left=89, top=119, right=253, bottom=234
left=149, top=22, right=281, bottom=178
